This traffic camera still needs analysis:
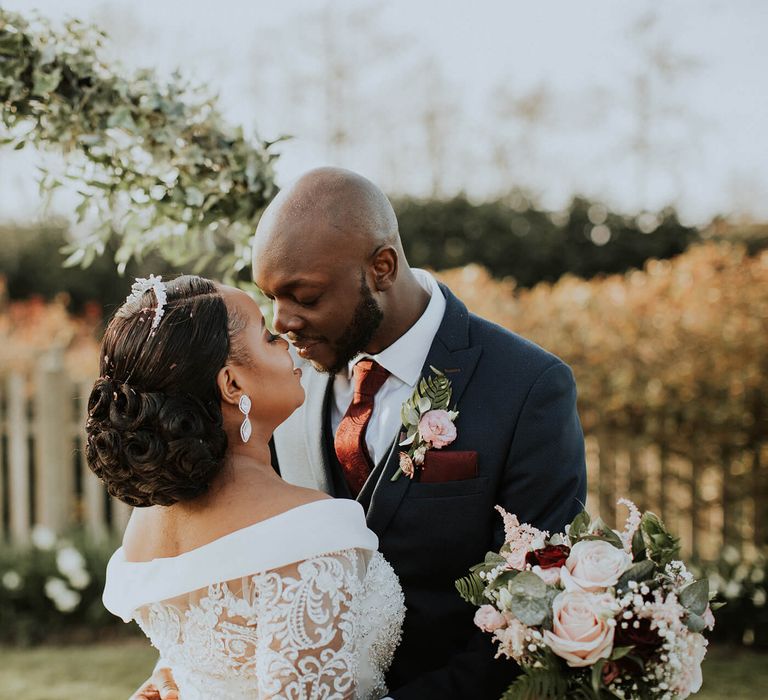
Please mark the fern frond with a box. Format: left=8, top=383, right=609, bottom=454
left=501, top=667, right=569, bottom=700
left=455, top=572, right=486, bottom=606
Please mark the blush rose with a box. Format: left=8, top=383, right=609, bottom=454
left=418, top=410, right=457, bottom=448
left=543, top=591, right=616, bottom=667
left=560, top=540, right=633, bottom=592
left=473, top=604, right=507, bottom=633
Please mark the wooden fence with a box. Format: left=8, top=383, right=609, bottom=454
left=0, top=350, right=762, bottom=561
left=0, top=350, right=130, bottom=543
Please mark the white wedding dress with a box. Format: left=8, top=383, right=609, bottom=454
left=103, top=499, right=405, bottom=699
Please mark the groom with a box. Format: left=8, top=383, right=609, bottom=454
left=136, top=168, right=586, bottom=699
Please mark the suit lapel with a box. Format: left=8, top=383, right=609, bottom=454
left=365, top=285, right=482, bottom=536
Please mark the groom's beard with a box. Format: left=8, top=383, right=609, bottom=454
left=317, top=278, right=384, bottom=375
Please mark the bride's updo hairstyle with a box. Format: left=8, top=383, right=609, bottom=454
left=85, top=275, right=247, bottom=507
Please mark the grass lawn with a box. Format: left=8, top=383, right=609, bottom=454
left=0, top=641, right=765, bottom=699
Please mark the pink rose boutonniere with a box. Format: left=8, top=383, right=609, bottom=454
left=391, top=366, right=459, bottom=481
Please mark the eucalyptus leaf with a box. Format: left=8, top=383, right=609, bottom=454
left=679, top=579, right=709, bottom=616
left=616, top=559, right=656, bottom=592
left=684, top=611, right=707, bottom=633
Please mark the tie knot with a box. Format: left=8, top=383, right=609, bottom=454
left=352, top=359, right=389, bottom=397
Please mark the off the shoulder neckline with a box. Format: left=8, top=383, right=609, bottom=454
left=120, top=498, right=358, bottom=565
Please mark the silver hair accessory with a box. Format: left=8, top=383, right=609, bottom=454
left=126, top=275, right=167, bottom=335
left=239, top=394, right=252, bottom=443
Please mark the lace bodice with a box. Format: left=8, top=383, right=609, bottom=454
left=103, top=500, right=405, bottom=700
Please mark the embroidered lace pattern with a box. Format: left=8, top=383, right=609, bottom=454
left=134, top=549, right=404, bottom=700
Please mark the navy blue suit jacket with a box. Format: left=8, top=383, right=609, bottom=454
left=273, top=283, right=587, bottom=698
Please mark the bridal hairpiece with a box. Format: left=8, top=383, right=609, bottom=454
left=126, top=274, right=167, bottom=335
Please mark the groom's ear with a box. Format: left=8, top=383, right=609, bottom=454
left=371, top=246, right=398, bottom=291
left=216, top=365, right=243, bottom=407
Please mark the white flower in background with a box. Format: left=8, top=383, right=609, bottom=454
left=721, top=545, right=740, bottom=566
left=66, top=568, right=92, bottom=591
left=56, top=546, right=87, bottom=578
left=751, top=567, right=765, bottom=584
left=44, top=577, right=81, bottom=613
left=31, top=525, right=56, bottom=551
left=2, top=570, right=22, bottom=591
left=753, top=588, right=767, bottom=608
left=724, top=580, right=742, bottom=600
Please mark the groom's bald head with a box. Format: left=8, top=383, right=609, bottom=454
left=253, top=167, right=400, bottom=262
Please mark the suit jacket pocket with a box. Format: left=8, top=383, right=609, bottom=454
left=418, top=450, right=478, bottom=483
left=406, top=476, right=489, bottom=499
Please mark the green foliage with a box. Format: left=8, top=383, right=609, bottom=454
left=0, top=9, right=280, bottom=283
left=503, top=571, right=551, bottom=626
left=455, top=571, right=486, bottom=607
left=616, top=560, right=656, bottom=593
left=395, top=193, right=700, bottom=288
left=0, top=223, right=170, bottom=312
left=0, top=530, right=135, bottom=645
left=501, top=664, right=569, bottom=700
left=640, top=512, right=680, bottom=568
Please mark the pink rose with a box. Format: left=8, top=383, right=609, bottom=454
left=543, top=591, right=616, bottom=667
left=532, top=564, right=562, bottom=586
left=418, top=410, right=457, bottom=448
left=474, top=604, right=507, bottom=633
left=560, top=540, right=633, bottom=592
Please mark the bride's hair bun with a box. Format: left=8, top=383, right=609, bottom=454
left=85, top=275, right=238, bottom=507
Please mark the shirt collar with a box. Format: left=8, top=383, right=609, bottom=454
left=346, top=269, right=446, bottom=387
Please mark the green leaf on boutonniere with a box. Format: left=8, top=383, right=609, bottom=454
left=684, top=611, right=707, bottom=633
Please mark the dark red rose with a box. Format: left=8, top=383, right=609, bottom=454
left=614, top=616, right=663, bottom=661
left=526, top=544, right=570, bottom=570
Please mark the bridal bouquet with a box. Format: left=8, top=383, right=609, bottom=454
left=456, top=500, right=718, bottom=699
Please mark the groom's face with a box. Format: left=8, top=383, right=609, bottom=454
left=253, top=254, right=384, bottom=375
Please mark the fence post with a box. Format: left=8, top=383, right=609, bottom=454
left=34, top=349, right=74, bottom=533
left=79, top=381, right=107, bottom=541
left=7, top=372, right=31, bottom=543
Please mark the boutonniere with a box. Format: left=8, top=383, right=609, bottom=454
left=391, top=366, right=459, bottom=481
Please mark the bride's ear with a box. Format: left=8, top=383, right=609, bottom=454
left=217, top=364, right=243, bottom=407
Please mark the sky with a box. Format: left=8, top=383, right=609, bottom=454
left=1, top=0, right=767, bottom=225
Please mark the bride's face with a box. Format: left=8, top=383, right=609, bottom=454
left=220, top=286, right=305, bottom=425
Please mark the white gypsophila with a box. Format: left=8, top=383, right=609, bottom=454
left=31, top=525, right=57, bottom=551
left=56, top=546, right=87, bottom=578
left=664, top=560, right=694, bottom=587
left=2, top=570, right=22, bottom=591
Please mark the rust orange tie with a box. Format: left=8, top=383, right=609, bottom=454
left=334, top=359, right=390, bottom=496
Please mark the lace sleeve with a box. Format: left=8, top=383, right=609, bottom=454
left=252, top=549, right=367, bottom=699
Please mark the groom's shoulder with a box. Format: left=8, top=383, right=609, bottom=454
left=467, top=310, right=569, bottom=378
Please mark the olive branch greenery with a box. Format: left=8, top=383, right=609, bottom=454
left=0, top=8, right=282, bottom=285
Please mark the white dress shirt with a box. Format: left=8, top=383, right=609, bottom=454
left=331, top=269, right=446, bottom=466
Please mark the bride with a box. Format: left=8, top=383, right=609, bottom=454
left=88, top=274, right=404, bottom=699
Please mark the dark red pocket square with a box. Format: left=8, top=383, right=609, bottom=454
left=418, top=450, right=478, bottom=483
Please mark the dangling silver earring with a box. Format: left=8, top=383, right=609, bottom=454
left=239, top=394, right=252, bottom=443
